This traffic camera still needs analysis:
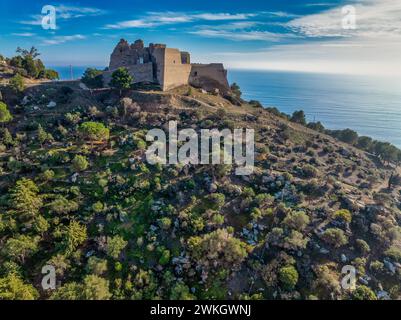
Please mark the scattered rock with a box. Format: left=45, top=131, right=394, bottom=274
left=384, top=260, right=396, bottom=274
left=70, top=173, right=79, bottom=183
left=22, top=96, right=30, bottom=105
left=47, top=101, right=57, bottom=108
left=377, top=290, right=390, bottom=300
left=320, top=248, right=330, bottom=254
left=79, top=82, right=89, bottom=90
left=209, top=183, right=218, bottom=193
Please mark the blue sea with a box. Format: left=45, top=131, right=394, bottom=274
left=52, top=66, right=401, bottom=148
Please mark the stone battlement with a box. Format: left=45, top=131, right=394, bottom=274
left=105, top=39, right=229, bottom=92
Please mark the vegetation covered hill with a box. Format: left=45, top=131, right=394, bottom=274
left=0, top=47, right=59, bottom=89
left=0, top=74, right=400, bottom=300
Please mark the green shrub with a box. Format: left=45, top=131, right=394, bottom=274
left=106, top=236, right=127, bottom=259
left=300, top=164, right=318, bottom=178
left=279, top=265, right=299, bottom=290
left=79, top=122, right=109, bottom=142
left=71, top=155, right=88, bottom=172
left=334, top=209, right=352, bottom=223
left=158, top=217, right=172, bottom=230
left=0, top=102, right=13, bottom=124
left=82, top=68, right=103, bottom=88
left=9, top=74, right=25, bottom=92
left=355, top=239, right=370, bottom=255
left=384, top=246, right=401, bottom=262
left=205, top=193, right=225, bottom=210
left=159, top=249, right=170, bottom=265
left=321, top=228, right=348, bottom=248
left=282, top=211, right=310, bottom=231
left=352, top=285, right=377, bottom=300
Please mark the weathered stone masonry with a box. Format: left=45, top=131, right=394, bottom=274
left=103, top=39, right=229, bottom=92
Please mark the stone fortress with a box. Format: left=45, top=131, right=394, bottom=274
left=104, top=39, right=229, bottom=92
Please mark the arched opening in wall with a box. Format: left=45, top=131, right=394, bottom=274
left=194, top=71, right=198, bottom=76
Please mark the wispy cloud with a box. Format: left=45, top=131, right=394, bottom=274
left=19, top=15, right=42, bottom=26
left=56, top=4, right=107, bottom=19
left=304, top=2, right=334, bottom=7
left=192, top=13, right=256, bottom=21
left=207, top=0, right=401, bottom=76
left=11, top=32, right=36, bottom=37
left=287, top=0, right=401, bottom=39
left=189, top=29, right=285, bottom=41
left=42, top=34, right=86, bottom=45
left=103, top=11, right=257, bottom=29
left=188, top=20, right=293, bottom=42
left=19, top=4, right=106, bottom=26
left=189, top=21, right=288, bottom=41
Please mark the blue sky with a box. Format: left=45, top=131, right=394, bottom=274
left=0, top=0, right=400, bottom=76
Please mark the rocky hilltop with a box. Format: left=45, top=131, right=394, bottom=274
left=0, top=79, right=400, bottom=300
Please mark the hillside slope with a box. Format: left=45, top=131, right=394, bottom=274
left=0, top=82, right=400, bottom=300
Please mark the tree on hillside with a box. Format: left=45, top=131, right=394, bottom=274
left=307, top=121, right=325, bottom=133
left=22, top=56, right=39, bottom=78
left=37, top=124, right=54, bottom=146
left=71, top=155, right=89, bottom=172
left=109, top=67, right=133, bottom=95
left=106, top=235, right=127, bottom=259
left=187, top=228, right=251, bottom=272
left=82, top=68, right=104, bottom=88
left=9, top=74, right=25, bottom=93
left=9, top=56, right=23, bottom=68
left=16, top=46, right=40, bottom=59
left=388, top=173, right=401, bottom=190
left=50, top=275, right=111, bottom=300
left=338, top=129, right=359, bottom=145
left=2, top=235, right=40, bottom=264
left=1, top=128, right=14, bottom=147
left=61, top=221, right=87, bottom=255
left=0, top=102, right=13, bottom=126
left=43, top=69, right=59, bottom=80
left=352, top=285, right=377, bottom=300
left=291, top=110, right=307, bottom=125
left=10, top=178, right=42, bottom=220
left=78, top=121, right=110, bottom=147
left=279, top=265, right=299, bottom=290
left=357, top=136, right=373, bottom=150
left=0, top=274, right=39, bottom=300
left=321, top=228, right=348, bottom=248
left=230, top=82, right=242, bottom=98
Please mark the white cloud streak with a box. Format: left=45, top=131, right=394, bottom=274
left=11, top=32, right=36, bottom=37
left=287, top=0, right=401, bottom=39
left=103, top=12, right=257, bottom=29
left=19, top=4, right=106, bottom=26
left=201, top=0, right=401, bottom=76
left=42, top=34, right=86, bottom=45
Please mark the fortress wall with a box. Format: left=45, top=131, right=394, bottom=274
left=106, top=39, right=230, bottom=92
left=189, top=63, right=229, bottom=92
left=109, top=40, right=133, bottom=70
left=161, top=48, right=191, bottom=91
left=150, top=48, right=167, bottom=86
left=102, top=63, right=154, bottom=86
left=127, top=63, right=154, bottom=83
left=110, top=39, right=151, bottom=71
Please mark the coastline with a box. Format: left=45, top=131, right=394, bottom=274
left=50, top=66, right=401, bottom=149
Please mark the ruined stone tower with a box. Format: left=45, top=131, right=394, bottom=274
left=104, top=39, right=229, bottom=92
